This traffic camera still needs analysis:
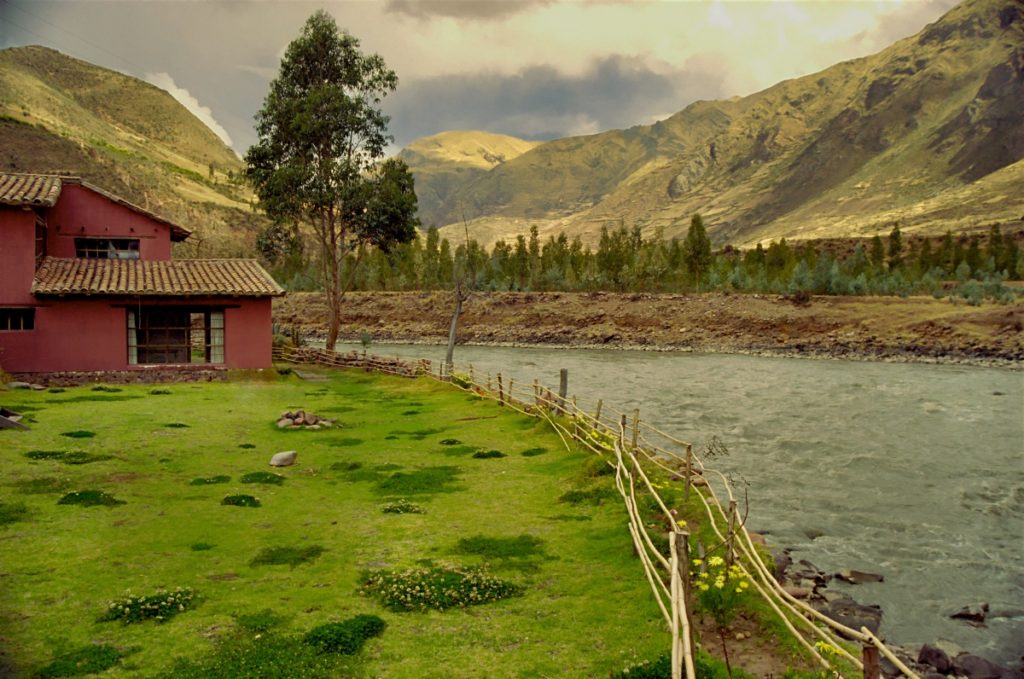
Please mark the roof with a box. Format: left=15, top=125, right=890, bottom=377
left=0, top=173, right=62, bottom=207
left=0, top=172, right=192, bottom=242
left=31, top=257, right=285, bottom=298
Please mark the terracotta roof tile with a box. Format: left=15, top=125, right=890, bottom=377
left=0, top=172, right=192, bottom=241
left=31, top=257, right=284, bottom=297
left=0, top=173, right=63, bottom=207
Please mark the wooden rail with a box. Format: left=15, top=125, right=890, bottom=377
left=272, top=346, right=919, bottom=679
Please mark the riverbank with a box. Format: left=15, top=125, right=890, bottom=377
left=273, top=291, right=1024, bottom=368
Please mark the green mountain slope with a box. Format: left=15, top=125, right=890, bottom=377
left=398, top=130, right=541, bottom=227
left=0, top=45, right=268, bottom=256
left=422, top=0, right=1023, bottom=248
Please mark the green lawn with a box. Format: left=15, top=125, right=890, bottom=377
left=0, top=368, right=667, bottom=678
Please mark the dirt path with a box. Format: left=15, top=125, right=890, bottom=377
left=273, top=291, right=1024, bottom=367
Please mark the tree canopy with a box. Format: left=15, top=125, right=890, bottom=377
left=246, top=10, right=417, bottom=349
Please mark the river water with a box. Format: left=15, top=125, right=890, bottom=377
left=334, top=342, right=1024, bottom=664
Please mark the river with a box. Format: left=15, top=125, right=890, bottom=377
left=333, top=342, right=1024, bottom=664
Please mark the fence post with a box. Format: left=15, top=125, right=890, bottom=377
left=619, top=414, right=627, bottom=448
left=677, top=529, right=695, bottom=679
left=469, top=364, right=474, bottom=385
left=487, top=373, right=493, bottom=393
left=571, top=397, right=579, bottom=440
left=508, top=378, right=515, bottom=407
left=862, top=644, right=880, bottom=679
left=558, top=368, right=568, bottom=414
left=683, top=444, right=693, bottom=504
left=497, top=373, right=504, bottom=406
left=631, top=408, right=640, bottom=450
left=594, top=399, right=603, bottom=426
left=726, top=499, right=738, bottom=566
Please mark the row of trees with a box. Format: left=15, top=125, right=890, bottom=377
left=265, top=217, right=1022, bottom=301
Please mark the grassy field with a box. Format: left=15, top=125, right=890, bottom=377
left=0, top=368, right=670, bottom=678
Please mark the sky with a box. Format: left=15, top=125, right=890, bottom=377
left=0, top=0, right=959, bottom=156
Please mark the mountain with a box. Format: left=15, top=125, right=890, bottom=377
left=415, top=0, right=1023, bottom=248
left=0, top=45, right=268, bottom=256
left=398, top=130, right=541, bottom=227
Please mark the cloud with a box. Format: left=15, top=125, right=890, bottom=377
left=384, top=55, right=729, bottom=147
left=144, top=71, right=235, bottom=150
left=384, top=0, right=553, bottom=22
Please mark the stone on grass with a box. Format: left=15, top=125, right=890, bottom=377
left=270, top=451, right=297, bottom=467
left=276, top=418, right=293, bottom=428
left=8, top=382, right=33, bottom=389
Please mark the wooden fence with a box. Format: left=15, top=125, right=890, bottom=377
left=272, top=346, right=919, bottom=679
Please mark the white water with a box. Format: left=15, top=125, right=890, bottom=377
left=335, top=343, right=1024, bottom=664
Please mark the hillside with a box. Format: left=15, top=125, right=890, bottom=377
left=398, top=130, right=541, bottom=227
left=0, top=45, right=269, bottom=256
left=419, top=0, right=1024, bottom=249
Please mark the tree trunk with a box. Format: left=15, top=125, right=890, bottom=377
left=444, top=292, right=463, bottom=376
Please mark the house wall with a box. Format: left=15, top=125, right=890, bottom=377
left=0, top=207, right=38, bottom=306
left=0, top=297, right=273, bottom=373
left=45, top=184, right=172, bottom=260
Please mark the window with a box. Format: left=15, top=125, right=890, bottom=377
left=75, top=238, right=140, bottom=260
left=0, top=308, right=35, bottom=331
left=127, top=308, right=224, bottom=365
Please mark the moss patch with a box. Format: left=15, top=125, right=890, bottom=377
left=250, top=545, right=325, bottom=568
left=57, top=490, right=124, bottom=507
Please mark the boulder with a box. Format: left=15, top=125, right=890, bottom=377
left=835, top=569, right=885, bottom=585
left=783, top=586, right=811, bottom=599
left=952, top=655, right=1005, bottom=679
left=306, top=414, right=319, bottom=426
left=307, top=424, right=321, bottom=431
left=270, top=451, right=297, bottom=467
left=276, top=418, right=293, bottom=428
left=820, top=597, right=882, bottom=636
left=7, top=381, right=32, bottom=389
left=950, top=603, right=989, bottom=623
left=771, top=547, right=792, bottom=582
left=918, top=643, right=952, bottom=673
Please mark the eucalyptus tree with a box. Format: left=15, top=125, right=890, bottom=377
left=246, top=10, right=418, bottom=349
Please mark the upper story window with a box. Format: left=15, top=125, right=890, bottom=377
left=0, top=308, right=35, bottom=331
left=74, top=238, right=140, bottom=260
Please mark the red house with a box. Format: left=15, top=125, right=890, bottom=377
left=0, top=173, right=284, bottom=376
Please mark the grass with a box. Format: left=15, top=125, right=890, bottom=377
left=0, top=370, right=670, bottom=677
left=56, top=490, right=124, bottom=507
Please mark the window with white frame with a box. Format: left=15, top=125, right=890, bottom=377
left=127, top=308, right=224, bottom=365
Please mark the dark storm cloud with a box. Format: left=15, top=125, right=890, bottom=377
left=384, top=0, right=554, bottom=22
left=384, top=55, right=728, bottom=148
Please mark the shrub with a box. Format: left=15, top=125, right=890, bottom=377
left=0, top=500, right=29, bottom=526
left=150, top=388, right=172, bottom=395
left=582, top=455, right=614, bottom=476
left=13, top=476, right=71, bottom=494
left=91, top=385, right=122, bottom=393
left=558, top=486, right=615, bottom=505
left=250, top=545, right=325, bottom=568
left=221, top=495, right=261, bottom=508
left=692, top=555, right=751, bottom=628
left=156, top=632, right=348, bottom=678
left=99, top=587, right=196, bottom=624
left=60, top=431, right=96, bottom=439
left=382, top=499, right=424, bottom=514
left=24, top=450, right=111, bottom=465
left=36, top=644, right=123, bottom=678
left=303, top=614, right=386, bottom=654
left=612, top=650, right=749, bottom=679
left=450, top=372, right=472, bottom=389
left=454, top=534, right=545, bottom=560
left=240, top=471, right=285, bottom=485
left=373, top=466, right=462, bottom=496
left=472, top=449, right=506, bottom=459
left=520, top=447, right=547, bottom=457
left=236, top=608, right=288, bottom=633
left=58, top=490, right=125, bottom=507
left=361, top=565, right=521, bottom=611
left=190, top=475, right=231, bottom=485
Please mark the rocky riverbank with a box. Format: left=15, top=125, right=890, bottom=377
left=772, top=550, right=1023, bottom=678
left=273, top=291, right=1024, bottom=368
